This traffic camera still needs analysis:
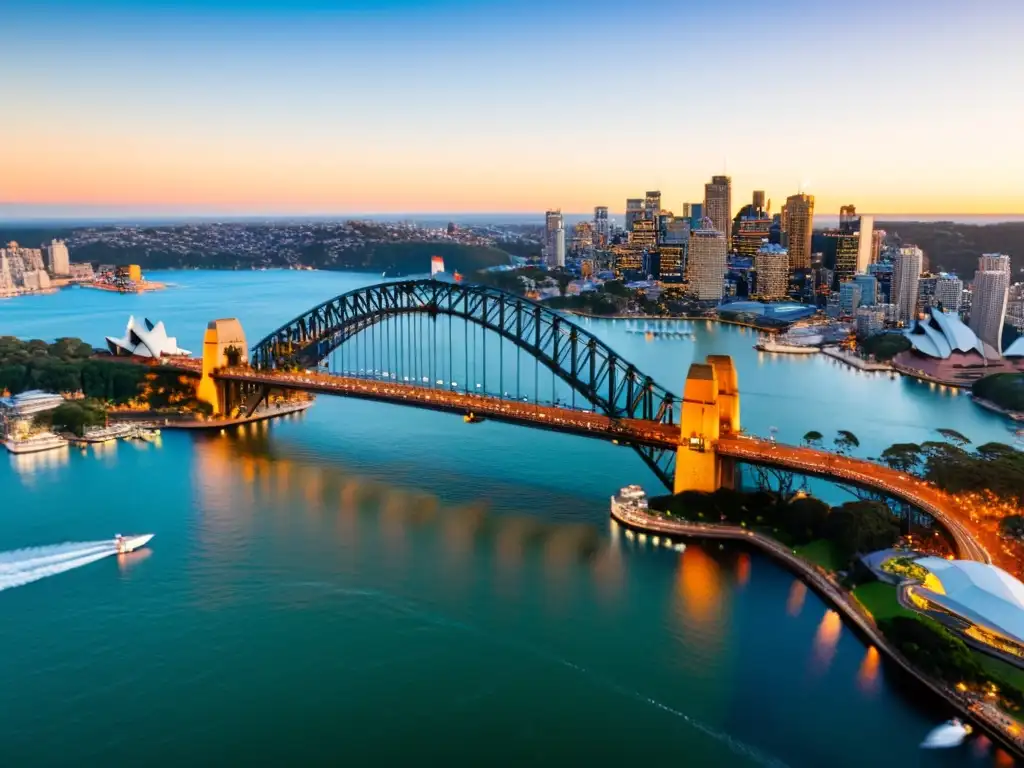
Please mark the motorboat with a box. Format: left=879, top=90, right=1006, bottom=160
left=114, top=533, right=154, bottom=554
left=920, top=718, right=971, bottom=749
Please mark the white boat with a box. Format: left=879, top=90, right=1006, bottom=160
left=920, top=718, right=970, bottom=749
left=0, top=390, right=65, bottom=417
left=611, top=484, right=650, bottom=517
left=114, top=533, right=154, bottom=554
left=3, top=432, right=68, bottom=455
left=755, top=336, right=820, bottom=355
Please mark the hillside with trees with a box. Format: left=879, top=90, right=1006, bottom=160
left=877, top=220, right=1024, bottom=276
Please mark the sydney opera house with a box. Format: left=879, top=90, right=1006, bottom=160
left=106, top=316, right=190, bottom=358
left=893, top=308, right=1024, bottom=385
left=906, top=557, right=1024, bottom=664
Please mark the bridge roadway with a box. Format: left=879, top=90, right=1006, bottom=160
left=214, top=367, right=992, bottom=565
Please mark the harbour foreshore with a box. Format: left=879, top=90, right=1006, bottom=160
left=820, top=345, right=894, bottom=372
left=609, top=503, right=1024, bottom=760
left=107, top=398, right=314, bottom=430
left=563, top=309, right=783, bottom=333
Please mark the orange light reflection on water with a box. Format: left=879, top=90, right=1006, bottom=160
left=786, top=580, right=807, bottom=617
left=811, top=609, right=843, bottom=673
left=735, top=553, right=751, bottom=587
left=676, top=546, right=722, bottom=625
left=856, top=646, right=881, bottom=695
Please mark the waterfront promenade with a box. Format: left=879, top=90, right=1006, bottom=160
left=609, top=503, right=1024, bottom=760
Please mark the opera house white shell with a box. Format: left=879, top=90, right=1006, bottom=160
left=106, top=316, right=191, bottom=358
left=903, top=308, right=996, bottom=360
left=910, top=557, right=1024, bottom=652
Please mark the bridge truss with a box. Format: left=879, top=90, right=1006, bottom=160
left=248, top=279, right=681, bottom=487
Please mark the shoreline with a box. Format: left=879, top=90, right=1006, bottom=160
left=972, top=395, right=1024, bottom=422
left=562, top=309, right=784, bottom=332
left=610, top=504, right=1024, bottom=761
left=820, top=345, right=895, bottom=372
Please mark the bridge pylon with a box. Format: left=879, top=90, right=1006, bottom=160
left=674, top=354, right=740, bottom=494
left=197, top=318, right=248, bottom=416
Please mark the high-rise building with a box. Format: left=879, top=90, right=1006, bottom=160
left=832, top=232, right=860, bottom=288
left=660, top=216, right=690, bottom=246
left=855, top=307, right=886, bottom=338
left=659, top=246, right=685, bottom=283
left=612, top=246, right=643, bottom=277
left=752, top=190, right=766, bottom=217
left=43, top=239, right=70, bottom=276
left=754, top=243, right=789, bottom=300
left=572, top=221, right=594, bottom=254
left=853, top=274, right=877, bottom=307
left=781, top=194, right=814, bottom=270
left=734, top=217, right=773, bottom=260
left=839, top=204, right=858, bottom=233
left=703, top=176, right=732, bottom=251
left=684, top=203, right=704, bottom=230
left=857, top=215, right=875, bottom=273
left=892, top=246, right=923, bottom=326
left=644, top=191, right=662, bottom=222
left=868, top=262, right=894, bottom=304
left=934, top=273, right=964, bottom=313
left=969, top=254, right=1011, bottom=354
left=625, top=199, right=645, bottom=231
left=544, top=210, right=565, bottom=268
left=917, top=274, right=939, bottom=312
left=839, top=281, right=862, bottom=316
left=687, top=219, right=727, bottom=302
left=593, top=207, right=610, bottom=247
left=628, top=219, right=657, bottom=250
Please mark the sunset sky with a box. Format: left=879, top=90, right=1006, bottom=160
left=4, top=0, right=1023, bottom=218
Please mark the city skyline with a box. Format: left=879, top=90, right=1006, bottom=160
left=3, top=0, right=1024, bottom=217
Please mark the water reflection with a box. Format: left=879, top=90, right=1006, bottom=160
left=786, top=580, right=807, bottom=617
left=675, top=546, right=724, bottom=626
left=7, top=446, right=70, bottom=485
left=735, top=552, right=751, bottom=587
left=856, top=646, right=881, bottom=695
left=117, top=548, right=152, bottom=575
left=810, top=609, right=842, bottom=673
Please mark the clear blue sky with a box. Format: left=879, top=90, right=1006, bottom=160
left=3, top=0, right=1023, bottom=217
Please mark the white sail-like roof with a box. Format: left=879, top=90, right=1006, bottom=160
left=904, top=308, right=986, bottom=359
left=915, top=557, right=1024, bottom=644
left=106, top=316, right=190, bottom=358
left=1004, top=336, right=1024, bottom=358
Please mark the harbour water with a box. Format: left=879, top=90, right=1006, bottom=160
left=0, top=271, right=1016, bottom=766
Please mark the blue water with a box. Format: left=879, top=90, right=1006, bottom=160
left=0, top=271, right=1015, bottom=766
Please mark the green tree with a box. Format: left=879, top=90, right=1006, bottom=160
left=49, top=402, right=106, bottom=437
left=824, top=500, right=900, bottom=561
left=936, top=428, right=971, bottom=448
left=834, top=430, right=860, bottom=455
left=802, top=430, right=824, bottom=448
left=782, top=496, right=831, bottom=544
left=878, top=443, right=923, bottom=474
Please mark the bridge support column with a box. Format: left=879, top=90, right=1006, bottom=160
left=197, top=318, right=248, bottom=417
left=673, top=354, right=740, bottom=494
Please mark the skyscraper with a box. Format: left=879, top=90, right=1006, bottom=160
left=839, top=204, right=858, bottom=233
left=754, top=243, right=789, bottom=300
left=544, top=210, right=565, bottom=268
left=853, top=274, right=877, bottom=306
left=969, top=254, right=1011, bottom=354
left=683, top=203, right=704, bottom=230
left=935, top=273, right=964, bottom=313
left=703, top=176, right=732, bottom=251
left=625, top=198, right=645, bottom=231
left=734, top=216, right=773, bottom=261
left=644, top=191, right=662, bottom=222
left=781, top=194, right=814, bottom=270
left=593, top=206, right=609, bottom=247
left=839, top=282, right=862, bottom=316
left=44, top=239, right=70, bottom=276
left=687, top=219, right=727, bottom=301
left=892, top=245, right=923, bottom=326
left=752, top=190, right=766, bottom=217
left=832, top=232, right=860, bottom=288
left=857, top=214, right=875, bottom=273
left=659, top=247, right=685, bottom=283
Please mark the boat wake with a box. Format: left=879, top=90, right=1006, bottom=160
left=0, top=541, right=118, bottom=592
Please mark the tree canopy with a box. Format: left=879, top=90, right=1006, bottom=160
left=824, top=500, right=901, bottom=560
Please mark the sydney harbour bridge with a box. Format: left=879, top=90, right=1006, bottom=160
left=187, top=278, right=989, bottom=564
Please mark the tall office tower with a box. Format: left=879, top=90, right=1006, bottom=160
left=625, top=198, right=645, bottom=231
left=544, top=210, right=565, bottom=268
left=752, top=190, right=766, bottom=217
left=970, top=254, right=1011, bottom=354
left=934, top=273, right=964, bottom=313
left=660, top=216, right=690, bottom=245
left=572, top=222, right=594, bottom=254
left=43, top=239, right=70, bottom=276
left=593, top=207, right=610, bottom=247
left=703, top=176, right=732, bottom=251
left=857, top=214, right=875, bottom=273
left=734, top=216, right=773, bottom=260
left=754, top=243, right=789, bottom=300
left=839, top=204, right=858, bottom=233
left=687, top=219, right=728, bottom=301
left=781, top=194, right=814, bottom=270
left=832, top=232, right=859, bottom=288
left=917, top=274, right=938, bottom=312
left=684, top=203, right=704, bottom=230
left=892, top=245, right=923, bottom=326
left=979, top=253, right=1012, bottom=274
left=868, top=261, right=894, bottom=303
left=644, top=191, right=662, bottom=222
left=628, top=219, right=657, bottom=250
left=839, top=282, right=862, bottom=316
left=659, top=246, right=685, bottom=283
left=853, top=274, right=877, bottom=306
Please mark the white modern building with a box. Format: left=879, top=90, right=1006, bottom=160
left=970, top=254, right=1011, bottom=355
left=687, top=220, right=727, bottom=302
left=892, top=245, right=923, bottom=326
left=544, top=210, right=565, bottom=268
left=907, top=557, right=1024, bottom=661
left=856, top=214, right=875, bottom=273
left=934, top=273, right=964, bottom=313
left=44, top=239, right=70, bottom=276
left=903, top=307, right=995, bottom=359
left=106, top=316, right=191, bottom=358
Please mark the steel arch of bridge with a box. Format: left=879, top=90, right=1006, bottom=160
left=249, top=279, right=681, bottom=486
